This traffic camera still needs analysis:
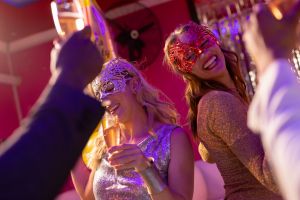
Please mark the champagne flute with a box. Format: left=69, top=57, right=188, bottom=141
left=102, top=112, right=127, bottom=190
left=51, top=0, right=116, bottom=62
left=51, top=0, right=85, bottom=38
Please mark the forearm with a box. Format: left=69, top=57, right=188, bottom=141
left=150, top=188, right=189, bottom=200
left=138, top=164, right=190, bottom=200
left=71, top=171, right=86, bottom=199
left=267, top=125, right=300, bottom=200
left=71, top=170, right=95, bottom=200
left=248, top=60, right=300, bottom=151
left=71, top=158, right=95, bottom=200
left=0, top=83, right=103, bottom=199
left=249, top=60, right=300, bottom=200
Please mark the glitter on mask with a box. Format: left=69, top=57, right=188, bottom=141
left=167, top=22, right=220, bottom=73
left=92, top=58, right=135, bottom=100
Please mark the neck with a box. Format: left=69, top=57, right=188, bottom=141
left=122, top=105, right=150, bottom=141
left=217, top=71, right=237, bottom=91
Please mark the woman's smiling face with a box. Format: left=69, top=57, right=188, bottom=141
left=190, top=42, right=227, bottom=81
left=173, top=26, right=227, bottom=81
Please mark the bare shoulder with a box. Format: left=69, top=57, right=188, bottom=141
left=171, top=126, right=189, bottom=139
left=170, top=126, right=194, bottom=161
left=170, top=127, right=192, bottom=148
left=168, top=126, right=194, bottom=200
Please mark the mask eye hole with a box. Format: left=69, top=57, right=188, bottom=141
left=184, top=50, right=197, bottom=62
left=120, top=71, right=129, bottom=76
left=101, top=81, right=114, bottom=93
left=199, top=39, right=209, bottom=48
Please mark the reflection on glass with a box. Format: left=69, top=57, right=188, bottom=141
left=102, top=114, right=121, bottom=148
left=51, top=0, right=85, bottom=38
left=102, top=112, right=127, bottom=190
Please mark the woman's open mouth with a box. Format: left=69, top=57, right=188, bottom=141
left=203, top=56, right=217, bottom=71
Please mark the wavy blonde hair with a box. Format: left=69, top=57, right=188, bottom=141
left=87, top=58, right=179, bottom=169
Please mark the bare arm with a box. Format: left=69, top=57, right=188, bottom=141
left=71, top=159, right=95, bottom=200
left=248, top=60, right=300, bottom=200
left=150, top=128, right=194, bottom=200
left=0, top=27, right=104, bottom=200
left=243, top=2, right=300, bottom=200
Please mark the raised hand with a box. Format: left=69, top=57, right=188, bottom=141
left=243, top=2, right=300, bottom=76
left=53, top=26, right=104, bottom=90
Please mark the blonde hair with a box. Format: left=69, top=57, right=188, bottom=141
left=88, top=58, right=179, bottom=169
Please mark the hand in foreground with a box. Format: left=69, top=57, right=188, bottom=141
left=107, top=144, right=150, bottom=172
left=243, top=2, right=300, bottom=77
left=51, top=26, right=103, bottom=90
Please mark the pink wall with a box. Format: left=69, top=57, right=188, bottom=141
left=0, top=51, right=20, bottom=140
left=139, top=1, right=200, bottom=159
left=0, top=0, right=200, bottom=191
left=0, top=0, right=198, bottom=151
left=11, top=43, right=52, bottom=116
left=0, top=0, right=202, bottom=195
left=142, top=1, right=189, bottom=120
left=0, top=1, right=53, bottom=141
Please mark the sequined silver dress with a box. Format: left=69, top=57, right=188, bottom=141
left=93, top=124, right=178, bottom=200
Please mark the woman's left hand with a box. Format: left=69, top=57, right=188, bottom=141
left=107, top=144, right=149, bottom=171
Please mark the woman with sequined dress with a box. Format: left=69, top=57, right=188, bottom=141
left=164, top=21, right=282, bottom=200
left=72, top=58, right=194, bottom=200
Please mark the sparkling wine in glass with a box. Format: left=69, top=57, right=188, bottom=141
left=51, top=0, right=85, bottom=38
left=102, top=113, right=127, bottom=190
left=103, top=126, right=121, bottom=148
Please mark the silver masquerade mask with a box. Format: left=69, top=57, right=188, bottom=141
left=92, top=58, right=135, bottom=100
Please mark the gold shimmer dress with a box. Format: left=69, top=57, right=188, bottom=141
left=93, top=124, right=178, bottom=200
left=197, top=90, right=282, bottom=200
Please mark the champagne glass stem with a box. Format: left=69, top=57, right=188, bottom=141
left=105, top=154, right=127, bottom=190
left=113, top=169, right=118, bottom=185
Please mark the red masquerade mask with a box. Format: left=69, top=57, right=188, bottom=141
left=168, top=23, right=220, bottom=73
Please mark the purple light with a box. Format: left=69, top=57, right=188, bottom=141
left=3, top=0, right=38, bottom=7
left=91, top=6, right=106, bottom=36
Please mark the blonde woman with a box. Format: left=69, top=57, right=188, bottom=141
left=72, top=58, right=194, bottom=200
